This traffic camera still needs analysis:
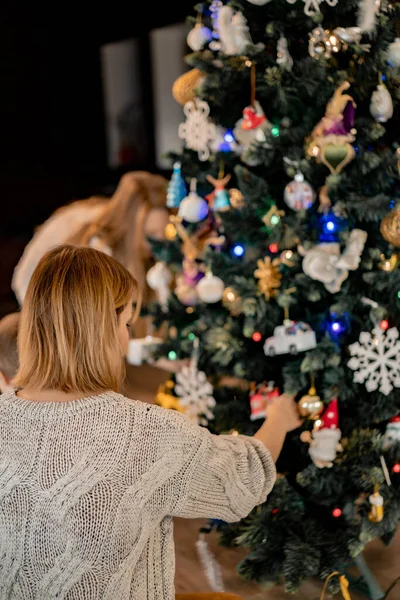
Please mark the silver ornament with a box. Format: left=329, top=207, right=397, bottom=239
left=196, top=272, right=225, bottom=303
left=187, top=23, right=213, bottom=52
left=284, top=174, right=315, bottom=211
left=387, top=38, right=400, bottom=68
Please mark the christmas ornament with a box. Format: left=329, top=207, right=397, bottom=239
left=172, top=69, right=204, bottom=106
left=254, top=256, right=282, bottom=300
left=302, top=398, right=342, bottom=469
left=250, top=381, right=280, bottom=421
left=218, top=5, right=253, bottom=55
left=178, top=99, right=216, bottom=161
left=290, top=0, right=339, bottom=16
left=299, top=229, right=367, bottom=294
left=196, top=272, right=225, bottom=303
left=298, top=377, right=323, bottom=420
left=206, top=172, right=231, bottom=212
left=387, top=38, right=400, bottom=67
left=379, top=252, right=398, bottom=272
left=175, top=260, right=203, bottom=306
left=209, top=0, right=223, bottom=51
left=370, top=82, right=393, bottom=123
left=155, top=380, right=184, bottom=413
left=264, top=320, right=317, bottom=356
left=309, top=27, right=340, bottom=60
left=308, top=82, right=356, bottom=175
left=382, top=416, right=400, bottom=450
left=229, top=188, right=245, bottom=209
left=348, top=325, right=400, bottom=396
left=127, top=335, right=163, bottom=366
left=187, top=17, right=213, bottom=52
left=368, top=486, right=384, bottom=523
left=146, top=262, right=172, bottom=308
left=165, top=222, right=177, bottom=240
left=175, top=340, right=216, bottom=425
left=167, top=162, right=187, bottom=208
left=284, top=173, right=315, bottom=211
left=277, top=36, right=293, bottom=71
left=246, top=0, right=271, bottom=4
left=262, top=205, right=285, bottom=227
left=380, top=207, right=400, bottom=247
left=178, top=179, right=209, bottom=223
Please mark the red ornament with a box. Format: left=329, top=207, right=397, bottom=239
left=269, top=243, right=279, bottom=254
left=332, top=508, right=342, bottom=518
left=319, top=398, right=339, bottom=430
left=380, top=319, right=389, bottom=331
left=392, top=464, right=400, bottom=474
left=241, top=106, right=266, bottom=131
left=252, top=332, right=262, bottom=342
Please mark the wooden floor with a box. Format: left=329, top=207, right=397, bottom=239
left=125, top=364, right=400, bottom=600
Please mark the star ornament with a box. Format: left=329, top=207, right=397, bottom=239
left=254, top=256, right=282, bottom=300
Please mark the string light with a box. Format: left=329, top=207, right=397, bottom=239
left=188, top=333, right=196, bottom=341
left=271, top=508, right=279, bottom=515
left=332, top=508, right=342, bottom=518
left=252, top=332, right=262, bottom=342
left=270, top=214, right=280, bottom=226
left=397, top=290, right=400, bottom=300
left=186, top=307, right=195, bottom=314
left=168, top=351, right=177, bottom=360
left=226, top=290, right=236, bottom=302
left=224, top=129, right=235, bottom=143
left=331, top=322, right=341, bottom=333
left=326, top=220, right=336, bottom=232
left=271, top=125, right=280, bottom=138
left=380, top=319, right=389, bottom=331
left=285, top=251, right=293, bottom=260
left=233, top=244, right=245, bottom=257
left=269, top=243, right=279, bottom=254
left=392, top=463, right=400, bottom=474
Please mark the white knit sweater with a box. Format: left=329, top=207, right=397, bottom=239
left=0, top=391, right=276, bottom=599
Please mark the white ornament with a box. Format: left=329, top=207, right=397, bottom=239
left=277, top=36, right=293, bottom=71
left=387, top=38, right=400, bottom=68
left=218, top=6, right=253, bottom=55
left=178, top=178, right=209, bottom=223
left=300, top=229, right=367, bottom=294
left=264, top=320, right=317, bottom=356
left=127, top=335, right=163, bottom=366
left=196, top=272, right=224, bottom=303
left=179, top=100, right=216, bottom=161
left=187, top=23, right=213, bottom=52
left=146, top=262, right=172, bottom=308
left=175, top=363, right=216, bottom=425
left=382, top=417, right=400, bottom=450
left=309, top=428, right=342, bottom=467
left=284, top=173, right=315, bottom=211
left=233, top=101, right=271, bottom=166
left=348, top=326, right=400, bottom=396
left=370, top=84, right=393, bottom=123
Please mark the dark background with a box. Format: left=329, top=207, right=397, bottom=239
left=0, top=3, right=188, bottom=315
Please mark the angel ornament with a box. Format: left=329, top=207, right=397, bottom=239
left=299, top=229, right=367, bottom=294
left=308, top=81, right=357, bottom=175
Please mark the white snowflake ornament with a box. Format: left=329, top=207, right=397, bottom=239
left=175, top=363, right=216, bottom=425
left=179, top=100, right=216, bottom=161
left=348, top=325, right=400, bottom=396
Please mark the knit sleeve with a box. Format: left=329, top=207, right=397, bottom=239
left=171, top=422, right=276, bottom=523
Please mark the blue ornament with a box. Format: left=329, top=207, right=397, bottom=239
left=318, top=211, right=346, bottom=243
left=167, top=162, right=187, bottom=208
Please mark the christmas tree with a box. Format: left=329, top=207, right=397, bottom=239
left=146, top=0, right=400, bottom=594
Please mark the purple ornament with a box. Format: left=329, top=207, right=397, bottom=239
left=342, top=100, right=355, bottom=133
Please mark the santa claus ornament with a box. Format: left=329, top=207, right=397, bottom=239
left=382, top=416, right=400, bottom=450
left=301, top=398, right=342, bottom=468
left=249, top=381, right=280, bottom=421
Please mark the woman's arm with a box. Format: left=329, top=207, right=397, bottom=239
left=254, top=393, right=302, bottom=462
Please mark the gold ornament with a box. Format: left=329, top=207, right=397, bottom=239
left=368, top=486, right=384, bottom=523
left=262, top=205, right=285, bottom=227
left=155, top=381, right=184, bottom=413
left=229, top=188, right=245, bottom=209
left=378, top=253, right=398, bottom=272
left=254, top=257, right=282, bottom=300
left=298, top=379, right=323, bottom=420
left=380, top=207, right=400, bottom=247
left=165, top=223, right=177, bottom=240
left=172, top=68, right=204, bottom=106
left=222, top=287, right=242, bottom=316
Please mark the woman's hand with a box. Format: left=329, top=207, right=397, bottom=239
left=267, top=393, right=303, bottom=432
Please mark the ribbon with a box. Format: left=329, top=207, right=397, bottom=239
left=320, top=572, right=352, bottom=600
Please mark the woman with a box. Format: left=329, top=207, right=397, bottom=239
left=3, top=245, right=300, bottom=599
left=12, top=171, right=169, bottom=309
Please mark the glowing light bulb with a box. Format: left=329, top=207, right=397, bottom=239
left=397, top=290, right=400, bottom=299
left=326, top=220, right=336, bottom=232
left=252, top=332, right=262, bottom=342
left=271, top=125, right=280, bottom=138
left=226, top=291, right=236, bottom=302
left=224, top=129, right=235, bottom=143
left=331, top=322, right=341, bottom=333
left=188, top=333, right=196, bottom=341
left=272, top=508, right=279, bottom=515
left=392, top=463, right=400, bottom=473
left=332, top=508, right=342, bottom=518
left=168, top=351, right=177, bottom=360
left=380, top=319, right=389, bottom=331
left=233, top=244, right=245, bottom=257
left=285, top=251, right=293, bottom=260
left=186, top=307, right=195, bottom=314
left=271, top=214, right=280, bottom=225
left=269, top=243, right=279, bottom=254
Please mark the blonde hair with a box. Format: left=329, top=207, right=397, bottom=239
left=0, top=312, right=20, bottom=378
left=14, top=245, right=139, bottom=394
